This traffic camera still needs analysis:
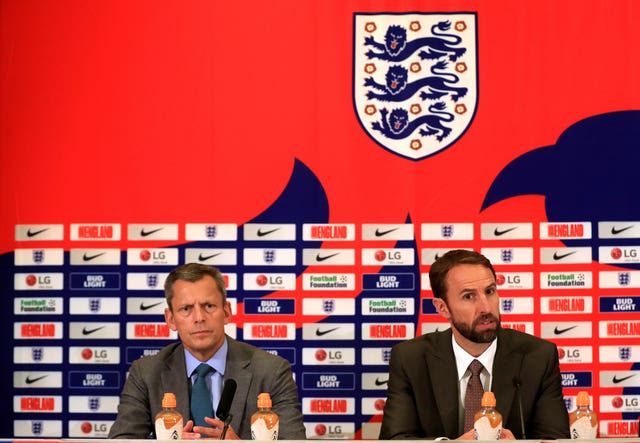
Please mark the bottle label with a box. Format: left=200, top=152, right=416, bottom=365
left=474, top=416, right=502, bottom=440
left=251, top=418, right=279, bottom=440
left=154, top=417, right=183, bottom=440
left=570, top=416, right=597, bottom=439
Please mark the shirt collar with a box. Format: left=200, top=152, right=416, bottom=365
left=184, top=336, right=228, bottom=377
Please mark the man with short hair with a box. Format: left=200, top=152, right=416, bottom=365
left=109, top=263, right=306, bottom=440
left=380, top=249, right=570, bottom=440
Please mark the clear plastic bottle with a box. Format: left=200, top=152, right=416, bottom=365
left=569, top=391, right=598, bottom=439
left=474, top=391, right=503, bottom=440
left=154, top=392, right=183, bottom=440
left=251, top=392, right=279, bottom=440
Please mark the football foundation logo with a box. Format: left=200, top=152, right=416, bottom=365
left=353, top=13, right=477, bottom=160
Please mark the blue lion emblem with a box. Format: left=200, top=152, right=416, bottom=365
left=372, top=102, right=453, bottom=141
left=365, top=21, right=466, bottom=62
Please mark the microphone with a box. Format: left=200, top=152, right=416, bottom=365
left=216, top=379, right=237, bottom=440
left=512, top=376, right=526, bottom=440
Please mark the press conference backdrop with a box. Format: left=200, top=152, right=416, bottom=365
left=1, top=0, right=640, bottom=439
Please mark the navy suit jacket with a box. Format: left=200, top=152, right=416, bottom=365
left=108, top=335, right=306, bottom=439
left=380, top=328, right=570, bottom=439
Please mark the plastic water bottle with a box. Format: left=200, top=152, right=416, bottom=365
left=251, top=393, right=279, bottom=440
left=474, top=391, right=503, bottom=440
left=569, top=391, right=597, bottom=439
left=154, top=392, right=183, bottom=439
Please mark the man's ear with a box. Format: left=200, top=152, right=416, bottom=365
left=432, top=297, right=451, bottom=320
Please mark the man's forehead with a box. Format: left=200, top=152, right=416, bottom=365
left=447, top=264, right=495, bottom=287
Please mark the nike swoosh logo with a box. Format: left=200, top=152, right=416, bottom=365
left=82, top=326, right=107, bottom=335
left=553, top=325, right=578, bottom=335
left=316, top=253, right=339, bottom=262
left=553, top=251, right=577, bottom=260
left=25, top=375, right=48, bottom=384
left=198, top=252, right=222, bottom=261
left=374, top=378, right=389, bottom=386
left=315, top=327, right=340, bottom=336
left=494, top=227, right=518, bottom=236
left=27, top=228, right=49, bottom=238
left=257, top=228, right=280, bottom=237
left=375, top=228, right=399, bottom=237
left=83, top=252, right=106, bottom=261
left=611, top=225, right=634, bottom=235
left=140, top=228, right=163, bottom=237
left=612, top=374, right=636, bottom=384
left=140, top=302, right=164, bottom=311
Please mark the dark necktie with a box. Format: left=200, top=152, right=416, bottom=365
left=463, top=359, right=484, bottom=432
left=191, top=363, right=214, bottom=427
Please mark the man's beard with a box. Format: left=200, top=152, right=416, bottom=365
left=451, top=312, right=501, bottom=343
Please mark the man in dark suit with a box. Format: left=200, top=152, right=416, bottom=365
left=380, top=249, right=570, bottom=440
left=108, top=263, right=306, bottom=440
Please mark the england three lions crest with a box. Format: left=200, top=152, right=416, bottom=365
left=353, top=13, right=478, bottom=161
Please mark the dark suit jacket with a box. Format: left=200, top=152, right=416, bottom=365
left=108, top=335, right=306, bottom=439
left=379, top=328, right=570, bottom=440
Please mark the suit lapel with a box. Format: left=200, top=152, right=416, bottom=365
left=224, top=338, right=252, bottom=431
left=491, top=329, right=523, bottom=423
left=427, top=330, right=460, bottom=437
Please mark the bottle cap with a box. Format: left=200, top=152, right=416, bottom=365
left=481, top=391, right=496, bottom=407
left=576, top=391, right=590, bottom=407
left=257, top=392, right=272, bottom=408
left=162, top=392, right=177, bottom=408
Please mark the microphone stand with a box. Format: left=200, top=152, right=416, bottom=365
left=220, top=413, right=233, bottom=440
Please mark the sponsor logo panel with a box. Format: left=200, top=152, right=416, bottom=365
left=126, top=322, right=177, bottom=340
left=68, top=371, right=121, bottom=389
left=540, top=296, right=592, bottom=314
left=599, top=345, right=640, bottom=362
left=560, top=371, right=592, bottom=388
left=69, top=347, right=120, bottom=364
left=68, top=420, right=112, bottom=438
left=303, top=224, right=355, bottom=241
left=301, top=372, right=355, bottom=390
left=558, top=346, right=593, bottom=364
left=243, top=248, right=297, bottom=266
left=362, top=273, right=414, bottom=291
left=184, top=248, right=237, bottom=265
left=600, top=296, right=640, bottom=312
left=262, top=348, right=297, bottom=366
left=540, top=322, right=592, bottom=339
left=14, top=346, right=63, bottom=364
left=598, top=222, right=640, bottom=239
left=68, top=396, right=119, bottom=413
left=243, top=323, right=296, bottom=340
left=14, top=248, right=64, bottom=266
left=304, top=422, right=355, bottom=440
left=420, top=223, right=474, bottom=241
left=599, top=395, right=640, bottom=413
left=361, top=422, right=383, bottom=440
left=14, top=273, right=64, bottom=290
left=14, top=371, right=63, bottom=388
left=14, top=396, right=63, bottom=412
left=69, top=273, right=121, bottom=290
left=243, top=273, right=296, bottom=291
left=599, top=246, right=640, bottom=263
left=125, top=347, right=163, bottom=364
left=244, top=298, right=295, bottom=315
left=243, top=224, right=296, bottom=241
left=421, top=248, right=474, bottom=265
left=361, top=373, right=389, bottom=390
left=600, top=271, right=640, bottom=288
left=302, top=298, right=356, bottom=316
left=499, top=297, right=534, bottom=315
left=539, top=247, right=592, bottom=264
left=127, top=224, right=178, bottom=240
left=302, top=397, right=355, bottom=415
left=599, top=320, right=640, bottom=338
left=540, top=222, right=591, bottom=239
left=361, top=224, right=414, bottom=241
left=362, top=298, right=415, bottom=315
left=362, top=322, right=414, bottom=340
left=481, top=223, right=533, bottom=240
left=303, top=273, right=355, bottom=291
left=13, top=420, right=63, bottom=437
left=15, top=224, right=65, bottom=241
left=14, top=297, right=63, bottom=315
left=69, top=297, right=120, bottom=315
left=70, top=248, right=121, bottom=265
left=303, top=323, right=355, bottom=340
left=126, top=272, right=168, bottom=290
left=495, top=272, right=534, bottom=290
left=14, top=322, right=63, bottom=339
left=361, top=397, right=387, bottom=415
left=69, top=322, right=120, bottom=339
left=599, top=420, right=640, bottom=438
left=600, top=371, right=640, bottom=387
left=480, top=247, right=533, bottom=265
left=302, top=249, right=355, bottom=266
left=540, top=272, right=592, bottom=289
left=361, top=347, right=392, bottom=365
left=126, top=248, right=178, bottom=265
left=70, top=224, right=121, bottom=241
left=361, top=248, right=414, bottom=266
left=302, top=348, right=355, bottom=365
left=184, top=223, right=238, bottom=241
left=126, top=298, right=166, bottom=315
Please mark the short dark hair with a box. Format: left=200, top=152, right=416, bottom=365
left=429, top=249, right=496, bottom=300
left=164, top=263, right=227, bottom=310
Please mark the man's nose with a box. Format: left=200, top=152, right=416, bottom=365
left=477, top=294, right=492, bottom=312
left=192, top=305, right=205, bottom=321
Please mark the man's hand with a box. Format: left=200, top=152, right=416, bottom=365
left=181, top=417, right=240, bottom=440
